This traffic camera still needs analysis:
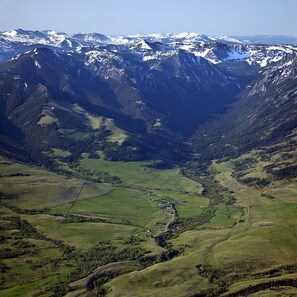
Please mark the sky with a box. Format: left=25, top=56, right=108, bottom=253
left=0, top=0, right=296, bottom=36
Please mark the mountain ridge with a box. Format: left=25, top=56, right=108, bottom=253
left=0, top=29, right=296, bottom=170
left=1, top=29, right=296, bottom=66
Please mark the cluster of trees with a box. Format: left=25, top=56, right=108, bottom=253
left=225, top=195, right=236, bottom=205
left=232, top=158, right=257, bottom=174
left=22, top=116, right=111, bottom=166
left=176, top=166, right=240, bottom=234
left=196, top=263, right=227, bottom=295
left=264, top=162, right=297, bottom=180
left=90, top=247, right=184, bottom=296
left=0, top=172, right=31, bottom=178
left=71, top=165, right=121, bottom=184
left=0, top=246, right=29, bottom=259
left=238, top=177, right=271, bottom=188
left=61, top=239, right=184, bottom=295
left=172, top=205, right=216, bottom=234
left=182, top=166, right=225, bottom=204
left=145, top=160, right=173, bottom=169
left=1, top=202, right=49, bottom=215
left=138, top=245, right=181, bottom=267
left=196, top=264, right=223, bottom=281
left=59, top=214, right=106, bottom=224
left=123, top=234, right=144, bottom=245
left=223, top=278, right=297, bottom=297
left=177, top=172, right=223, bottom=234
left=49, top=281, right=69, bottom=297
left=272, top=164, right=297, bottom=179
left=68, top=241, right=147, bottom=282
left=91, top=270, right=132, bottom=296
left=3, top=216, right=75, bottom=255
left=102, top=142, right=143, bottom=162
left=5, top=216, right=40, bottom=238
left=0, top=262, right=8, bottom=273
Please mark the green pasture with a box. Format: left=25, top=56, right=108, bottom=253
left=80, top=157, right=203, bottom=193
left=22, top=214, right=143, bottom=249
left=53, top=188, right=166, bottom=230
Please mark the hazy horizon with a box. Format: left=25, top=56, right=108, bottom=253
left=1, top=29, right=297, bottom=38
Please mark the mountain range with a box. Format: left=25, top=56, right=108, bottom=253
left=0, top=29, right=296, bottom=167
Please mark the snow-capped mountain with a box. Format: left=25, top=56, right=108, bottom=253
left=0, top=29, right=296, bottom=67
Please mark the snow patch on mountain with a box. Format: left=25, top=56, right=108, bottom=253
left=226, top=49, right=250, bottom=60
left=34, top=60, right=41, bottom=69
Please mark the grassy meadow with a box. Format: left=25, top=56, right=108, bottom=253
left=103, top=153, right=297, bottom=296
left=1, top=151, right=297, bottom=296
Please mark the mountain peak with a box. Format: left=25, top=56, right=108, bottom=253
left=2, top=29, right=18, bottom=37
left=175, top=32, right=201, bottom=39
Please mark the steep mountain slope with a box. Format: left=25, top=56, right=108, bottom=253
left=0, top=44, right=246, bottom=165
left=0, top=30, right=296, bottom=167
left=193, top=54, right=297, bottom=158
